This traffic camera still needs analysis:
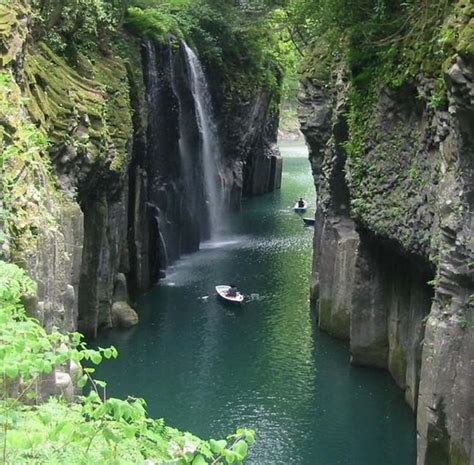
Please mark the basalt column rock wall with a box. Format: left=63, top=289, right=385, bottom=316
left=22, top=38, right=150, bottom=338
left=237, top=90, right=283, bottom=200
left=1, top=3, right=144, bottom=340
left=207, top=65, right=283, bottom=206
left=142, top=40, right=192, bottom=265
left=300, top=43, right=474, bottom=465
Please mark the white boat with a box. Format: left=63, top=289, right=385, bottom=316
left=215, top=285, right=244, bottom=304
left=293, top=201, right=308, bottom=212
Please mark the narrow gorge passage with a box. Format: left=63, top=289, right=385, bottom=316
left=93, top=142, right=416, bottom=465
left=2, top=1, right=472, bottom=463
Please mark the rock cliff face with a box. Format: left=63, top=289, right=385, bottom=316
left=1, top=2, right=282, bottom=341
left=205, top=52, right=283, bottom=204
left=217, top=84, right=283, bottom=201
left=300, top=34, right=473, bottom=465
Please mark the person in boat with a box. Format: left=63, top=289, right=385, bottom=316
left=298, top=198, right=305, bottom=208
left=227, top=284, right=238, bottom=297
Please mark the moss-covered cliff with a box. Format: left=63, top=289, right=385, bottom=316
left=1, top=0, right=283, bottom=341
left=298, top=1, right=473, bottom=463
left=1, top=1, right=138, bottom=340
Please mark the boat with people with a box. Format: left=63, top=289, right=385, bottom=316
left=215, top=285, right=244, bottom=304
left=293, top=200, right=308, bottom=212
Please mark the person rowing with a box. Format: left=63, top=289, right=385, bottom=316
left=298, top=198, right=305, bottom=208
left=227, top=284, right=238, bottom=297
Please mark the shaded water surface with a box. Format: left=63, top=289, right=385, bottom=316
left=94, top=141, right=416, bottom=464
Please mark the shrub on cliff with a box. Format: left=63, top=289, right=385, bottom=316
left=33, top=0, right=125, bottom=57
left=125, top=0, right=288, bottom=95
left=0, top=260, right=255, bottom=464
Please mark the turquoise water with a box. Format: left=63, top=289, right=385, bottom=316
left=94, top=143, right=416, bottom=464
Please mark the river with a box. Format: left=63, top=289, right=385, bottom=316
left=93, top=141, right=416, bottom=464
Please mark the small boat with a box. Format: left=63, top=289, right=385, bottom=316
left=215, top=285, right=244, bottom=304
left=303, top=217, right=315, bottom=226
left=293, top=201, right=308, bottom=212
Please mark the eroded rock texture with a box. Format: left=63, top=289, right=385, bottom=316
left=300, top=41, right=473, bottom=465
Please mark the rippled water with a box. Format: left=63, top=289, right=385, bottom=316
left=94, top=142, right=416, bottom=464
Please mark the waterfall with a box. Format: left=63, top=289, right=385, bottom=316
left=169, top=46, right=200, bottom=237
left=143, top=38, right=225, bottom=269
left=182, top=42, right=222, bottom=238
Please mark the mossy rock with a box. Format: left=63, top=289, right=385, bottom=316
left=450, top=442, right=470, bottom=465
left=0, top=1, right=28, bottom=67
left=319, top=299, right=350, bottom=339
left=389, top=344, right=407, bottom=388
left=23, top=41, right=133, bottom=175
left=456, top=18, right=474, bottom=60
left=0, top=68, right=63, bottom=257
left=299, top=31, right=345, bottom=84
left=2, top=16, right=136, bottom=254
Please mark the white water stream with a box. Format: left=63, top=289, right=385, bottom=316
left=182, top=42, right=222, bottom=238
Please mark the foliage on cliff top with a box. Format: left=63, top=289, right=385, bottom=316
left=0, top=260, right=255, bottom=464
left=31, top=0, right=295, bottom=86
left=125, top=0, right=294, bottom=97
left=286, top=0, right=472, bottom=162
left=32, top=0, right=126, bottom=61
left=292, top=0, right=472, bottom=90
